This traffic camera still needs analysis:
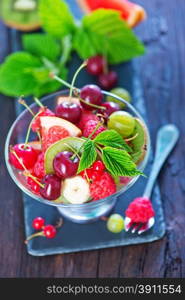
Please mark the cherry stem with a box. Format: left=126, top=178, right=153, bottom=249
left=51, top=72, right=106, bottom=111
left=24, top=110, right=42, bottom=148
left=50, top=73, right=79, bottom=91
left=69, top=61, right=87, bottom=98
left=18, top=98, right=35, bottom=116
left=34, top=97, right=44, bottom=108
left=78, top=97, right=106, bottom=111
left=25, top=231, right=44, bottom=244
left=63, top=143, right=81, bottom=160
left=55, top=218, right=64, bottom=229
left=125, top=133, right=138, bottom=142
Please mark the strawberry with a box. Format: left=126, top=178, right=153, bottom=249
left=125, top=197, right=155, bottom=223
left=83, top=120, right=106, bottom=139
left=31, top=107, right=55, bottom=132
left=77, top=110, right=99, bottom=130
left=90, top=172, right=116, bottom=200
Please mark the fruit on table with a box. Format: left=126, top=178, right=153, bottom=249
left=40, top=174, right=61, bottom=200
left=106, top=87, right=131, bottom=108
left=53, top=151, right=79, bottom=179
left=98, top=70, right=118, bottom=90
left=1, top=0, right=40, bottom=31
left=62, top=176, right=91, bottom=204
left=125, top=197, right=155, bottom=223
left=77, top=0, right=147, bottom=28
left=44, top=137, right=85, bottom=174
left=83, top=119, right=106, bottom=139
left=107, top=213, right=125, bottom=233
left=55, top=101, right=82, bottom=124
left=43, top=224, right=57, bottom=239
left=108, top=111, right=135, bottom=138
left=40, top=116, right=82, bottom=151
left=80, top=84, right=103, bottom=110
left=86, top=55, right=106, bottom=76
left=32, top=216, right=45, bottom=230
left=9, top=143, right=38, bottom=170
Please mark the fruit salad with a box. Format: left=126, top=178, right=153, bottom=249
left=8, top=65, right=148, bottom=205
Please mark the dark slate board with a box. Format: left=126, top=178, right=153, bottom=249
left=11, top=0, right=165, bottom=256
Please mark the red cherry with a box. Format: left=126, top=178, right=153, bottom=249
left=92, top=161, right=105, bottom=173
left=32, top=217, right=45, bottom=230
left=55, top=102, right=82, bottom=124
left=98, top=71, right=118, bottom=90
left=9, top=144, right=38, bottom=170
left=40, top=174, right=61, bottom=200
left=43, top=225, right=57, bottom=239
left=101, top=102, right=120, bottom=116
left=86, top=55, right=106, bottom=75
left=80, top=84, right=103, bottom=110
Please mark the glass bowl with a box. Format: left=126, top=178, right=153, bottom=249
left=5, top=90, right=150, bottom=223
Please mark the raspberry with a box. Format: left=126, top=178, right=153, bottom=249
left=125, top=197, right=155, bottom=223
left=77, top=110, right=99, bottom=130
left=31, top=107, right=55, bottom=132
left=90, top=172, right=116, bottom=201
left=33, top=152, right=45, bottom=178
left=83, top=120, right=106, bottom=139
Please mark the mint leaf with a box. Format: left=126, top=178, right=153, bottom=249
left=78, top=140, right=97, bottom=173
left=102, top=146, right=142, bottom=177
left=0, top=52, right=41, bottom=97
left=22, top=33, right=61, bottom=61
left=73, top=9, right=145, bottom=64
left=94, top=130, right=132, bottom=152
left=39, top=0, right=76, bottom=38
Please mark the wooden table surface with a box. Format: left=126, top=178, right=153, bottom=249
left=0, top=0, right=185, bottom=278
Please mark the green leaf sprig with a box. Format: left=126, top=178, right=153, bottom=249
left=0, top=0, right=145, bottom=99
left=77, top=129, right=143, bottom=177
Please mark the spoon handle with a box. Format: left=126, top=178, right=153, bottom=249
left=143, top=124, right=179, bottom=199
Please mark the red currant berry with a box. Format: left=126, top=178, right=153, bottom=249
left=27, top=177, right=40, bottom=194
left=80, top=169, right=101, bottom=181
left=98, top=71, right=118, bottom=90
left=9, top=144, right=38, bottom=170
left=43, top=225, right=57, bottom=239
left=86, top=55, right=106, bottom=76
left=32, top=217, right=45, bottom=230
left=92, top=161, right=105, bottom=173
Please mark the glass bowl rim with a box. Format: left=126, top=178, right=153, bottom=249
left=5, top=89, right=151, bottom=208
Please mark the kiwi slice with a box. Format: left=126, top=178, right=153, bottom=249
left=44, top=137, right=85, bottom=174
left=0, top=0, right=40, bottom=31
left=130, top=118, right=148, bottom=165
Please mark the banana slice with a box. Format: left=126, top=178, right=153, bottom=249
left=62, top=176, right=91, bottom=204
